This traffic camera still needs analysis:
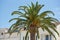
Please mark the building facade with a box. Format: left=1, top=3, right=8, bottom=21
left=0, top=28, right=20, bottom=40
left=0, top=23, right=60, bottom=40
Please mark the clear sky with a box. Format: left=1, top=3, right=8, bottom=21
left=0, top=0, right=60, bottom=28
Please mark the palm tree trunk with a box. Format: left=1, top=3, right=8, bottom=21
left=30, top=32, right=35, bottom=40
left=30, top=24, right=36, bottom=40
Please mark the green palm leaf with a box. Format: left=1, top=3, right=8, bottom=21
left=42, top=25, right=56, bottom=40
left=11, top=11, right=23, bottom=16
left=25, top=31, right=29, bottom=40
left=40, top=11, right=54, bottom=18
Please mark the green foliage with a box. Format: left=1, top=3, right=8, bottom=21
left=8, top=2, right=59, bottom=40
left=25, top=31, right=29, bottom=40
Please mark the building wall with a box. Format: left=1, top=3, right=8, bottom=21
left=0, top=24, right=60, bottom=40
left=55, top=24, right=60, bottom=40
left=0, top=28, right=20, bottom=40
left=20, top=28, right=55, bottom=40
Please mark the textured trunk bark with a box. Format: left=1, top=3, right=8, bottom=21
left=30, top=32, right=35, bottom=40
left=30, top=24, right=36, bottom=40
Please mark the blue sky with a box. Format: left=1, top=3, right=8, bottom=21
left=0, top=0, right=60, bottom=28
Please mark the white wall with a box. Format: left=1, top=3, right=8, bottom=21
left=0, top=24, right=60, bottom=40
left=0, top=28, right=20, bottom=40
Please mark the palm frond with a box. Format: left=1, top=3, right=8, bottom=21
left=45, top=17, right=59, bottom=22
left=36, top=1, right=38, bottom=6
left=49, top=24, right=59, bottom=35
left=8, top=26, right=18, bottom=35
left=19, top=6, right=28, bottom=10
left=42, top=21, right=59, bottom=35
left=42, top=25, right=56, bottom=40
left=37, top=29, right=40, bottom=39
left=36, top=5, right=44, bottom=14
left=31, top=2, right=34, bottom=9
left=40, top=11, right=54, bottom=18
left=25, top=31, right=29, bottom=40
left=9, top=18, right=26, bottom=22
left=11, top=11, right=23, bottom=16
left=17, top=28, right=22, bottom=35
left=8, top=24, right=15, bottom=30
left=9, top=18, right=20, bottom=22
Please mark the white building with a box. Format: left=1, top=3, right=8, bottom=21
left=0, top=23, right=60, bottom=40
left=0, top=28, right=20, bottom=40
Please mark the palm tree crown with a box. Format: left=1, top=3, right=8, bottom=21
left=8, top=2, right=59, bottom=40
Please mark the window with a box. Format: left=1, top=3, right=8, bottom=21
left=1, top=33, right=3, bottom=35
left=23, top=37, right=24, bottom=40
left=45, top=35, right=52, bottom=40
left=46, top=35, right=49, bottom=40
left=36, top=35, right=37, bottom=40
left=28, top=36, right=29, bottom=40
left=50, top=35, right=51, bottom=40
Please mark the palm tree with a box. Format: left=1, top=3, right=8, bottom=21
left=8, top=2, right=59, bottom=40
